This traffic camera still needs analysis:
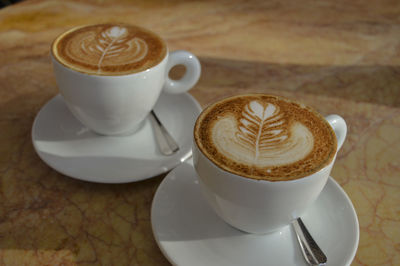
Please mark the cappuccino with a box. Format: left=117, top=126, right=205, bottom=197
left=194, top=94, right=337, bottom=181
left=52, top=24, right=167, bottom=75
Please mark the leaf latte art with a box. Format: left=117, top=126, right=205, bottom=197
left=52, top=24, right=166, bottom=75
left=212, top=100, right=314, bottom=167
left=195, top=95, right=337, bottom=181
left=81, top=26, right=148, bottom=73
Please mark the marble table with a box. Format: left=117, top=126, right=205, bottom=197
left=0, top=0, right=399, bottom=265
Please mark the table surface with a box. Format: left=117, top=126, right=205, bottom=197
left=0, top=0, right=399, bottom=265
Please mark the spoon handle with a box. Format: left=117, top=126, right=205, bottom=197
left=292, top=218, right=327, bottom=266
left=150, top=110, right=179, bottom=156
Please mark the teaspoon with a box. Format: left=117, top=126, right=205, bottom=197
left=149, top=110, right=180, bottom=155
left=292, top=218, right=327, bottom=265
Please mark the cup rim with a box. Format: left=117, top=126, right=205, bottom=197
left=50, top=23, right=168, bottom=77
left=193, top=93, right=338, bottom=182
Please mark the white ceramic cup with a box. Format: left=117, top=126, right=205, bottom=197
left=51, top=40, right=201, bottom=135
left=193, top=114, right=347, bottom=234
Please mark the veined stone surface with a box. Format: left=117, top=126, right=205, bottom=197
left=0, top=0, right=399, bottom=265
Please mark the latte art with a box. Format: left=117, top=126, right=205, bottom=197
left=194, top=94, right=337, bottom=181
left=52, top=24, right=166, bottom=75
left=213, top=101, right=314, bottom=167
left=81, top=26, right=149, bottom=73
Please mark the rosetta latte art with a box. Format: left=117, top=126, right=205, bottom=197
left=194, top=94, right=337, bottom=180
left=81, top=26, right=148, bottom=73
left=211, top=100, right=314, bottom=167
left=53, top=24, right=166, bottom=75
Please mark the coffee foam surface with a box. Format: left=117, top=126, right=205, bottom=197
left=194, top=94, right=337, bottom=181
left=52, top=24, right=167, bottom=75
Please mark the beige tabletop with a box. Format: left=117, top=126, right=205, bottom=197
left=0, top=0, right=399, bottom=265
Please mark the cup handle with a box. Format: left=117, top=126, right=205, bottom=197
left=163, top=50, right=201, bottom=94
left=325, top=115, right=347, bottom=151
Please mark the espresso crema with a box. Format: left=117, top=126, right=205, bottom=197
left=52, top=24, right=167, bottom=75
left=194, top=94, right=337, bottom=181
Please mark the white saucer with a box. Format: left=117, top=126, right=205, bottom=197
left=151, top=160, right=359, bottom=266
left=32, top=93, right=202, bottom=183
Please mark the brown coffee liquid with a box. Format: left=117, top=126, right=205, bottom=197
left=52, top=24, right=167, bottom=75
left=194, top=94, right=337, bottom=181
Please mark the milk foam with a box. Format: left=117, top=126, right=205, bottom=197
left=53, top=24, right=166, bottom=75
left=211, top=101, right=314, bottom=167
left=79, top=26, right=149, bottom=73
left=194, top=94, right=337, bottom=181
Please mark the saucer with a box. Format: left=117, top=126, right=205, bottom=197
left=32, top=93, right=202, bottom=183
left=151, top=160, right=359, bottom=266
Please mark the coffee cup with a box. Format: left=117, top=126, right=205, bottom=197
left=51, top=23, right=201, bottom=135
left=193, top=94, right=347, bottom=234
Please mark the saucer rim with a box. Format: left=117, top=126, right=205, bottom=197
left=151, top=161, right=360, bottom=266
left=31, top=93, right=202, bottom=183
